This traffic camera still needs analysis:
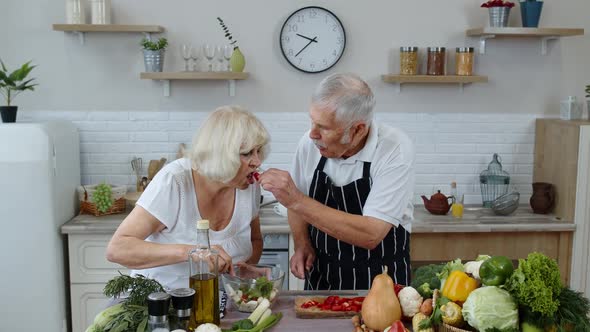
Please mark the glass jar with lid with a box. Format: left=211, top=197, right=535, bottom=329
left=455, top=47, right=475, bottom=76
left=427, top=47, right=446, bottom=75
left=399, top=47, right=419, bottom=75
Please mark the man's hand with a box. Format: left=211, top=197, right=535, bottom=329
left=259, top=168, right=304, bottom=209
left=290, top=244, right=316, bottom=279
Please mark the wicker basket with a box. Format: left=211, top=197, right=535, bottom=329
left=433, top=289, right=473, bottom=332
left=78, top=184, right=127, bottom=216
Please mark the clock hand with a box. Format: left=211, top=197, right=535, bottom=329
left=295, top=36, right=318, bottom=57
left=296, top=33, right=318, bottom=43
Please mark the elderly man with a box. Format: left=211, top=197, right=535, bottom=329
left=260, top=73, right=415, bottom=290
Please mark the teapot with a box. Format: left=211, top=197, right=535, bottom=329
left=421, top=190, right=455, bottom=215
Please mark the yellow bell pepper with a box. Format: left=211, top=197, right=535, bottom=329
left=441, top=270, right=478, bottom=302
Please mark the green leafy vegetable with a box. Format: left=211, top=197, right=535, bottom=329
left=418, top=292, right=450, bottom=330
left=462, top=286, right=519, bottom=331
left=239, top=276, right=274, bottom=299
left=506, top=252, right=562, bottom=317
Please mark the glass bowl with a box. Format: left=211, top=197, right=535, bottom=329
left=221, top=264, right=285, bottom=312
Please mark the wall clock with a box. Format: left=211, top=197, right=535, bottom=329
left=279, top=6, right=346, bottom=74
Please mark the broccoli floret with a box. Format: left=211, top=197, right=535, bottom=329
left=417, top=282, right=434, bottom=298
left=411, top=264, right=445, bottom=297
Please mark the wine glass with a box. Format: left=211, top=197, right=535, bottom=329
left=203, top=44, right=215, bottom=72
left=215, top=46, right=225, bottom=72
left=223, top=45, right=233, bottom=72
left=181, top=44, right=192, bottom=71
left=190, top=46, right=200, bottom=71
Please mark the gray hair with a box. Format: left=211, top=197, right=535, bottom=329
left=190, top=105, right=270, bottom=183
left=311, top=73, right=375, bottom=127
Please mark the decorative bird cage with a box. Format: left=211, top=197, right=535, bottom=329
left=479, top=153, right=510, bottom=207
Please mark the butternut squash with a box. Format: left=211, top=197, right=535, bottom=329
left=361, top=266, right=402, bottom=331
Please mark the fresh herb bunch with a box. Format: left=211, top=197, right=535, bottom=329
left=140, top=37, right=168, bottom=51
left=103, top=272, right=165, bottom=306
left=217, top=17, right=238, bottom=49
left=585, top=85, right=590, bottom=98
left=0, top=59, right=37, bottom=106
left=553, top=286, right=590, bottom=331
left=92, top=183, right=113, bottom=213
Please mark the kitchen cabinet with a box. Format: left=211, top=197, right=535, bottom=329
left=534, top=119, right=590, bottom=298
left=466, top=27, right=584, bottom=55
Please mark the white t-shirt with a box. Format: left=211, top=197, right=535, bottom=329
left=132, top=158, right=260, bottom=290
left=291, top=122, right=415, bottom=232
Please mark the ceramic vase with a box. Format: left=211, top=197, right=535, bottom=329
left=530, top=182, right=555, bottom=214
left=520, top=1, right=543, bottom=28
left=230, top=47, right=245, bottom=72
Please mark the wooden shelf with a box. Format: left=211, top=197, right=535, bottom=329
left=140, top=71, right=250, bottom=97
left=381, top=74, right=488, bottom=92
left=53, top=24, right=164, bottom=33
left=53, top=24, right=164, bottom=44
left=465, top=27, right=584, bottom=55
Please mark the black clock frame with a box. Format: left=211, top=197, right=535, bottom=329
left=279, top=6, right=347, bottom=74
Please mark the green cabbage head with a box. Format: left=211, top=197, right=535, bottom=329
left=462, top=286, right=519, bottom=331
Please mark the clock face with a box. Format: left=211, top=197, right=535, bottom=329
left=279, top=6, right=346, bottom=74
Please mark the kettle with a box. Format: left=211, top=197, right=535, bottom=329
left=421, top=190, right=455, bottom=215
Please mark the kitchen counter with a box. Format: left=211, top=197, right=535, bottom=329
left=60, top=205, right=573, bottom=234
left=60, top=205, right=575, bottom=285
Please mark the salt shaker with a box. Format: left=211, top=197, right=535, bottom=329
left=65, top=0, right=86, bottom=24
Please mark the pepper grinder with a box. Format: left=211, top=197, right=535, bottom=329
left=169, top=288, right=195, bottom=332
left=147, top=292, right=171, bottom=332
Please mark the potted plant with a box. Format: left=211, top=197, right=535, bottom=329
left=0, top=60, right=37, bottom=123
left=519, top=0, right=543, bottom=27
left=141, top=37, right=168, bottom=72
left=481, top=0, right=515, bottom=27
left=217, top=17, right=245, bottom=72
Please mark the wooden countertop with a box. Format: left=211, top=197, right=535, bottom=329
left=60, top=205, right=574, bottom=235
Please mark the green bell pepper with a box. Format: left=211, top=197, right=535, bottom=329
left=479, top=256, right=514, bottom=286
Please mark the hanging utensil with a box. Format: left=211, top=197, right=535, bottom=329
left=131, top=157, right=143, bottom=192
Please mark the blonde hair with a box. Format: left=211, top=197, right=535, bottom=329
left=190, top=105, right=270, bottom=183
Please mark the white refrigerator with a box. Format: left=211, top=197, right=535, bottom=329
left=0, top=122, right=80, bottom=332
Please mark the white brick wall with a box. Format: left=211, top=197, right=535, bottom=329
left=21, top=111, right=540, bottom=206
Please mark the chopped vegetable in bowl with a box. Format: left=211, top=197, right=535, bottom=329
left=222, top=263, right=284, bottom=312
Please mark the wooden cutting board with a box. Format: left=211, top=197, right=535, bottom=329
left=294, top=296, right=360, bottom=319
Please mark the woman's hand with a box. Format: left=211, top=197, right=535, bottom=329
left=212, top=245, right=234, bottom=274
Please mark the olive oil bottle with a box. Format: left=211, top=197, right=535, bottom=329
left=188, top=220, right=220, bottom=331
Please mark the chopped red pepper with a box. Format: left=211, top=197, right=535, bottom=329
left=330, top=304, right=343, bottom=311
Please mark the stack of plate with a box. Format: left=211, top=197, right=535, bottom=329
left=491, top=191, right=520, bottom=216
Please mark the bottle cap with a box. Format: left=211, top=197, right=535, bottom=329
left=196, top=219, right=209, bottom=230
left=169, top=288, right=195, bottom=312
left=147, top=292, right=171, bottom=317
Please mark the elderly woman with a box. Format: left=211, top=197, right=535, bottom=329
left=106, top=105, right=270, bottom=290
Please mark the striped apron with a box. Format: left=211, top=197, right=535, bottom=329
left=306, top=156, right=411, bottom=290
